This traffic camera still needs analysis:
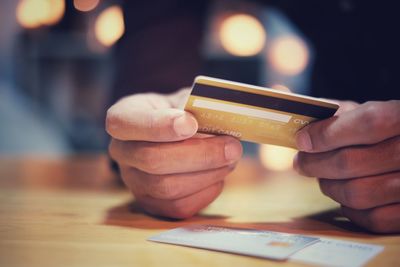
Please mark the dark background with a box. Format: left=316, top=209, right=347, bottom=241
left=1, top=0, right=399, bottom=155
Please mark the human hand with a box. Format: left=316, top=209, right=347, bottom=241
left=294, top=100, right=400, bottom=233
left=106, top=89, right=243, bottom=219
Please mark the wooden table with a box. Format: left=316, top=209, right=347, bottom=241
left=0, top=155, right=399, bottom=267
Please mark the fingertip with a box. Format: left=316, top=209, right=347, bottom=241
left=292, top=152, right=305, bottom=176
left=295, top=129, right=313, bottom=152
left=223, top=137, right=243, bottom=163
left=292, top=152, right=312, bottom=177
left=105, top=105, right=122, bottom=138
left=293, top=152, right=299, bottom=172
left=173, top=112, right=198, bottom=138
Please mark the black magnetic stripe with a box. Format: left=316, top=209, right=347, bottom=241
left=192, top=83, right=337, bottom=119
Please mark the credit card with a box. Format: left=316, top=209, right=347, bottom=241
left=184, top=76, right=339, bottom=148
left=148, top=225, right=319, bottom=260
left=291, top=237, right=384, bottom=267
left=148, top=225, right=384, bottom=266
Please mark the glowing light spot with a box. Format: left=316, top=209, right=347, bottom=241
left=269, top=36, right=309, bottom=76
left=219, top=14, right=266, bottom=57
left=74, top=0, right=100, bottom=12
left=16, top=0, right=65, bottom=28
left=43, top=0, right=65, bottom=25
left=259, top=144, right=297, bottom=171
left=94, top=5, right=125, bottom=47
left=17, top=0, right=49, bottom=28
left=271, top=84, right=290, bottom=92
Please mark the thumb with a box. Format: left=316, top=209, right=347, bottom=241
left=294, top=101, right=400, bottom=152
left=106, top=108, right=198, bottom=142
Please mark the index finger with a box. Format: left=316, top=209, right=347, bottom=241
left=295, top=100, right=400, bottom=152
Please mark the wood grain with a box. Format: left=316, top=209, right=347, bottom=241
left=0, top=155, right=398, bottom=267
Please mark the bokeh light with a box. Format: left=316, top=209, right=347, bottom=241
left=43, top=0, right=65, bottom=25
left=74, top=0, right=100, bottom=12
left=17, top=0, right=50, bottom=28
left=219, top=14, right=266, bottom=57
left=94, top=5, right=125, bottom=47
left=268, top=35, right=309, bottom=76
left=16, top=0, right=65, bottom=29
left=259, top=144, right=297, bottom=171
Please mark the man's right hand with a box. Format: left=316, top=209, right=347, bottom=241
left=106, top=89, right=243, bottom=219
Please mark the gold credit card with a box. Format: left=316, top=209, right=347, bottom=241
left=184, top=76, right=339, bottom=148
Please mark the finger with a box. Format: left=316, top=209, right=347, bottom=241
left=106, top=106, right=198, bottom=142
left=334, top=100, right=360, bottom=115
left=319, top=172, right=400, bottom=210
left=293, top=136, right=400, bottom=178
left=341, top=204, right=400, bottom=233
left=296, top=100, right=400, bottom=152
left=109, top=135, right=242, bottom=175
left=120, top=164, right=235, bottom=200
left=167, top=88, right=191, bottom=109
left=135, top=182, right=224, bottom=219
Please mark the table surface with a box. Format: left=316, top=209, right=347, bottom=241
left=0, top=155, right=399, bottom=267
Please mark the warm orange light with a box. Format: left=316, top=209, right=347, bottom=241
left=74, top=0, right=100, bottom=12
left=259, top=144, right=297, bottom=171
left=219, top=14, right=266, bottom=57
left=43, top=0, right=65, bottom=25
left=94, top=6, right=125, bottom=47
left=16, top=0, right=65, bottom=28
left=268, top=36, right=309, bottom=76
left=17, top=0, right=49, bottom=28
left=271, top=84, right=290, bottom=92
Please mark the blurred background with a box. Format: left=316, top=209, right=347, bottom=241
left=0, top=0, right=364, bottom=171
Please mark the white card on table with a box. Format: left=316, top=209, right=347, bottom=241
left=148, top=225, right=319, bottom=260
left=290, top=237, right=384, bottom=267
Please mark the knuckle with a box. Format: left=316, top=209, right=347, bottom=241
left=120, top=170, right=141, bottom=194
left=334, top=149, right=353, bottom=177
left=147, top=176, right=181, bottom=200
left=197, top=138, right=228, bottom=167
left=318, top=179, right=330, bottom=196
left=137, top=145, right=165, bottom=173
left=378, top=101, right=400, bottom=130
left=316, top=135, right=329, bottom=151
left=361, top=102, right=390, bottom=132
left=201, top=146, right=215, bottom=167
left=342, top=180, right=370, bottom=210
left=362, top=102, right=378, bottom=123
left=108, top=139, right=120, bottom=161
